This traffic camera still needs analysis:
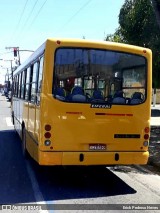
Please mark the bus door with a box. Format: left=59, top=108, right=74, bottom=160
left=28, top=58, right=43, bottom=144
left=28, top=63, right=39, bottom=142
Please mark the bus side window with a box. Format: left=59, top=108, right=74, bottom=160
left=25, top=67, right=31, bottom=101
left=28, top=66, right=33, bottom=102
left=31, top=62, right=38, bottom=103
left=36, top=56, right=44, bottom=105
left=18, top=73, right=22, bottom=98
left=23, top=69, right=27, bottom=99
left=14, top=76, right=18, bottom=97
left=21, top=70, right=25, bottom=99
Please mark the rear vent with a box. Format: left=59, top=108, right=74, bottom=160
left=114, top=134, right=140, bottom=138
left=79, top=153, right=84, bottom=162
left=115, top=153, right=119, bottom=161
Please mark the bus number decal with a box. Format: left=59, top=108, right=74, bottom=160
left=90, top=104, right=112, bottom=109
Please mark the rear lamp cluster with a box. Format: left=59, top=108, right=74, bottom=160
left=143, top=141, right=149, bottom=147
left=44, top=124, right=52, bottom=147
left=143, top=127, right=150, bottom=147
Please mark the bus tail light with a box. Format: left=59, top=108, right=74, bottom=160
left=143, top=141, right=149, bottom=147
left=44, top=124, right=52, bottom=147
left=143, top=127, right=149, bottom=147
left=144, top=134, right=149, bottom=140
left=144, top=127, right=150, bottom=133
left=44, top=132, right=51, bottom=138
left=45, top=124, right=51, bottom=131
left=44, top=140, right=51, bottom=146
left=143, top=127, right=150, bottom=141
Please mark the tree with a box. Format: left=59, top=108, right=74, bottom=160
left=106, top=0, right=160, bottom=88
left=151, top=0, right=160, bottom=29
left=105, top=27, right=127, bottom=43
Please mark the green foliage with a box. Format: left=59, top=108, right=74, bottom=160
left=105, top=28, right=124, bottom=43
left=119, top=0, right=156, bottom=45
left=156, top=0, right=160, bottom=7
left=106, top=0, right=160, bottom=88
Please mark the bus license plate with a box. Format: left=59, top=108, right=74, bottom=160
left=89, top=144, right=106, bottom=150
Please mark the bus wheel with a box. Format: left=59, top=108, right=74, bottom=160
left=22, top=127, right=28, bottom=159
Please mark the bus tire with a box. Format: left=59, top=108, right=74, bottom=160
left=22, top=127, right=29, bottom=159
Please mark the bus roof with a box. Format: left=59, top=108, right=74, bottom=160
left=13, top=41, right=46, bottom=75
left=13, top=38, right=151, bottom=76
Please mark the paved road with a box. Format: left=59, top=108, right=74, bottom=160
left=0, top=96, right=36, bottom=204
left=0, top=94, right=160, bottom=213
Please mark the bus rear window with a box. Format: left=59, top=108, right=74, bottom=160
left=53, top=48, right=147, bottom=105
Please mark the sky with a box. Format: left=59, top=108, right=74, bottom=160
left=0, top=0, right=125, bottom=84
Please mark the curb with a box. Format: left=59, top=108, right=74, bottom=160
left=149, top=126, right=160, bottom=169
left=147, top=160, right=160, bottom=170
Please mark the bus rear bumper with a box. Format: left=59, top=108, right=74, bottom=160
left=39, top=151, right=149, bottom=166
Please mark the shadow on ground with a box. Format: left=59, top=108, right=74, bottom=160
left=0, top=130, right=137, bottom=204
left=30, top=163, right=137, bottom=202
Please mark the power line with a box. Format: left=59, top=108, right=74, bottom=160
left=10, top=0, right=29, bottom=42
left=14, top=0, right=39, bottom=36
left=23, top=0, right=39, bottom=28
left=16, top=0, right=29, bottom=29
left=11, top=0, right=42, bottom=44
left=29, top=0, right=48, bottom=28
left=57, top=0, right=92, bottom=32
left=16, top=0, right=48, bottom=40
left=9, top=0, right=90, bottom=48
left=0, top=51, right=14, bottom=57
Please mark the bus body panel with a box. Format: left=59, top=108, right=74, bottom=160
left=11, top=38, right=152, bottom=166
left=39, top=96, right=150, bottom=152
left=38, top=150, right=149, bottom=166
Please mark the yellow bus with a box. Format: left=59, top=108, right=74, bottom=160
left=12, top=38, right=152, bottom=166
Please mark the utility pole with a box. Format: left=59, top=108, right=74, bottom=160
left=5, top=47, right=34, bottom=66
left=5, top=46, right=21, bottom=66
left=4, top=68, right=10, bottom=94
left=4, top=60, right=13, bottom=82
